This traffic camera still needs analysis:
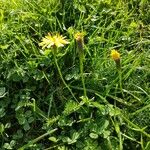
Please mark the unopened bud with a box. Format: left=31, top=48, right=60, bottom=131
left=111, top=50, right=121, bottom=69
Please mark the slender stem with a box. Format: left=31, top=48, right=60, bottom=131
left=111, top=117, right=123, bottom=150
left=122, top=133, right=140, bottom=144
left=107, top=137, right=113, bottom=150
left=118, top=69, right=124, bottom=97
left=119, top=131, right=123, bottom=150
left=131, top=104, right=150, bottom=116
left=79, top=56, right=87, bottom=98
left=18, top=128, right=58, bottom=150
left=53, top=54, right=78, bottom=102
left=28, top=102, right=48, bottom=120
left=121, top=114, right=150, bottom=138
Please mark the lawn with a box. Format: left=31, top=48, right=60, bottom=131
left=0, top=0, right=150, bottom=149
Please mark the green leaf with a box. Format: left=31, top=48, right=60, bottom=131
left=91, top=102, right=106, bottom=115
left=15, top=100, right=29, bottom=111
left=129, top=21, right=138, bottom=28
left=89, top=133, right=98, bottom=139
left=3, top=143, right=12, bottom=149
left=43, top=49, right=52, bottom=56
left=62, top=132, right=80, bottom=145
left=82, top=138, right=99, bottom=149
left=115, top=123, right=120, bottom=134
left=17, top=115, right=26, bottom=125
left=57, top=146, right=68, bottom=150
left=0, top=87, right=6, bottom=98
left=0, top=108, right=5, bottom=118
left=48, top=137, right=58, bottom=143
left=13, top=130, right=23, bottom=139
left=46, top=116, right=60, bottom=127
left=58, top=116, right=74, bottom=127
left=103, top=130, right=111, bottom=139
left=0, top=44, right=9, bottom=49
left=108, top=104, right=120, bottom=116
left=72, top=132, right=80, bottom=141
left=91, top=118, right=109, bottom=135
left=63, top=101, right=83, bottom=116
left=28, top=117, right=34, bottom=123
left=25, top=110, right=32, bottom=117
left=5, top=123, right=11, bottom=128
left=23, top=122, right=30, bottom=131
left=65, top=74, right=73, bottom=81
left=10, top=140, right=16, bottom=147
left=0, top=123, right=5, bottom=134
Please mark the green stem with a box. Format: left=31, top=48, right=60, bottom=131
left=18, top=128, right=57, bottom=150
left=119, top=131, right=123, bottom=150
left=111, top=117, right=123, bottom=150
left=121, top=114, right=150, bottom=138
left=53, top=54, right=78, bottom=102
left=28, top=102, right=48, bottom=120
left=118, top=69, right=124, bottom=97
left=131, top=104, right=150, bottom=116
left=107, top=137, right=113, bottom=150
left=79, top=56, right=87, bottom=98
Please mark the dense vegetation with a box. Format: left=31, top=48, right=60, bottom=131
left=0, top=0, right=150, bottom=149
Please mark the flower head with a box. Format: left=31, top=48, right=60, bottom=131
left=111, top=50, right=120, bottom=61
left=74, top=32, right=85, bottom=42
left=74, top=32, right=85, bottom=53
left=39, top=33, right=70, bottom=49
left=111, top=50, right=121, bottom=69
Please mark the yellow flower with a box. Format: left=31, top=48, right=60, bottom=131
left=111, top=50, right=120, bottom=60
left=39, top=33, right=70, bottom=49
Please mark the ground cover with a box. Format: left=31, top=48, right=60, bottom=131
left=0, top=0, right=150, bottom=149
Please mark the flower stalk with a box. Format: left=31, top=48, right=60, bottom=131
left=111, top=50, right=123, bottom=97
left=75, top=32, right=87, bottom=98
left=53, top=52, right=78, bottom=102
left=39, top=33, right=78, bottom=102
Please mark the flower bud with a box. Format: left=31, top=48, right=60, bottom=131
left=74, top=32, right=85, bottom=55
left=111, top=50, right=121, bottom=69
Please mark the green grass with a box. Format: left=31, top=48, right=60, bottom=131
left=0, top=0, right=150, bottom=149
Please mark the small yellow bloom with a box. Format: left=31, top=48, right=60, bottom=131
left=39, top=33, right=70, bottom=49
left=111, top=50, right=120, bottom=60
